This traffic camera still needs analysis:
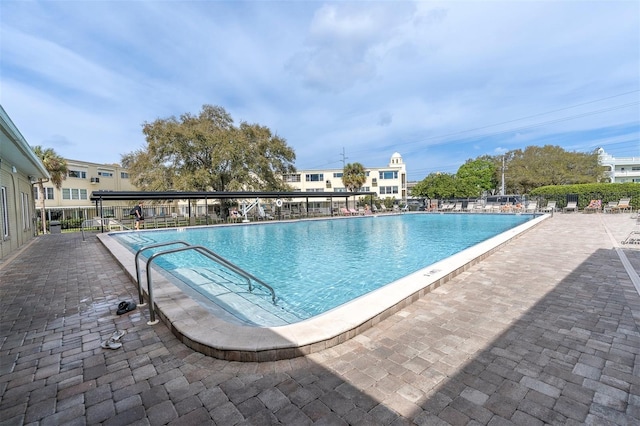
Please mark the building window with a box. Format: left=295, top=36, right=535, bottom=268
left=379, top=171, right=398, bottom=180
left=1, top=186, right=8, bottom=238
left=333, top=188, right=346, bottom=192
left=34, top=187, right=54, bottom=200
left=68, top=170, right=87, bottom=179
left=98, top=171, right=114, bottom=177
left=305, top=173, right=324, bottom=182
left=632, top=167, right=640, bottom=171
left=333, top=172, right=343, bottom=178
left=121, top=172, right=129, bottom=179
left=379, top=186, right=398, bottom=194
left=62, top=188, right=88, bottom=200
left=21, top=192, right=30, bottom=230
left=326, top=180, right=332, bottom=189
left=284, top=174, right=301, bottom=183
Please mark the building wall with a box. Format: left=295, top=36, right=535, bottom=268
left=36, top=159, right=138, bottom=209
left=0, top=106, right=49, bottom=261
left=598, top=148, right=640, bottom=183
left=284, top=152, right=408, bottom=202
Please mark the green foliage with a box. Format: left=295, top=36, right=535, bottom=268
left=530, top=182, right=640, bottom=209
left=32, top=145, right=68, bottom=234
left=122, top=104, right=296, bottom=192
left=456, top=157, right=497, bottom=197
left=342, top=162, right=367, bottom=192
left=413, top=145, right=606, bottom=200
left=498, top=146, right=604, bottom=194
left=412, top=172, right=457, bottom=199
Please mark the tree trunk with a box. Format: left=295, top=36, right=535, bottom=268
left=37, top=181, right=47, bottom=234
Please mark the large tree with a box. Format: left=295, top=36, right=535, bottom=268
left=411, top=172, right=457, bottom=199
left=32, top=146, right=68, bottom=234
left=499, top=145, right=605, bottom=194
left=342, top=162, right=367, bottom=192
left=455, top=157, right=497, bottom=197
left=121, top=104, right=296, bottom=192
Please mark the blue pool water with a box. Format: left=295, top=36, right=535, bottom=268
left=112, top=214, right=534, bottom=324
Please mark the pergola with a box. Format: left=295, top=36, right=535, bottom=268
left=90, top=190, right=376, bottom=220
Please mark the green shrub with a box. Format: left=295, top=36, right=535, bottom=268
left=530, top=183, right=640, bottom=209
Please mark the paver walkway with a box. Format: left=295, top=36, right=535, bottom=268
left=1, top=213, right=639, bottom=425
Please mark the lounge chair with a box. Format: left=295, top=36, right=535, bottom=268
left=603, top=201, right=619, bottom=214
left=451, top=203, right=462, bottom=212
left=584, top=199, right=601, bottom=214
left=524, top=202, right=537, bottom=213
left=348, top=208, right=358, bottom=215
left=340, top=207, right=351, bottom=216
left=563, top=201, right=578, bottom=213
left=258, top=206, right=274, bottom=220
left=611, top=198, right=631, bottom=213
left=540, top=201, right=556, bottom=213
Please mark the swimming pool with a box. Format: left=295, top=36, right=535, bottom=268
left=110, top=213, right=535, bottom=326
left=99, top=212, right=548, bottom=360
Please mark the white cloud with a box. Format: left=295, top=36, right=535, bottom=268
left=1, top=0, right=638, bottom=180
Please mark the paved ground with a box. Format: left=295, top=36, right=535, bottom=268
left=1, top=213, right=639, bottom=425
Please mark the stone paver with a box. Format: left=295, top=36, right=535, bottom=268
left=1, top=213, right=639, bottom=425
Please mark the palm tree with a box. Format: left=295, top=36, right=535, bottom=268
left=342, top=162, right=367, bottom=192
left=33, top=146, right=68, bottom=234
left=342, top=162, right=367, bottom=209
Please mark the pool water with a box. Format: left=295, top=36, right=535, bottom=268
left=112, top=214, right=534, bottom=325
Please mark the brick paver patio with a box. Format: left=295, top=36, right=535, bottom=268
left=1, top=213, right=639, bottom=425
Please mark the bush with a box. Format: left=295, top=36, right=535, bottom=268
left=530, top=183, right=640, bottom=209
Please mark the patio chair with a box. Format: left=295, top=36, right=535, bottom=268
left=540, top=200, right=556, bottom=213
left=612, top=198, right=631, bottom=213
left=604, top=201, right=619, bottom=213
left=258, top=206, right=274, bottom=220
left=563, top=201, right=578, bottom=213
left=584, top=199, right=602, bottom=214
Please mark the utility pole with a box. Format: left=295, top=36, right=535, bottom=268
left=500, top=156, right=506, bottom=196
left=340, top=147, right=348, bottom=169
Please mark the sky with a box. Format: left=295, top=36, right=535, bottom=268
left=2, top=1, right=639, bottom=182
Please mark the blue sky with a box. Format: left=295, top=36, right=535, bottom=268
left=2, top=1, right=639, bottom=181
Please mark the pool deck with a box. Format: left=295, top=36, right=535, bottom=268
left=1, top=212, right=639, bottom=424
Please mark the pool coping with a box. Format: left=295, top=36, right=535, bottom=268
left=97, top=213, right=550, bottom=362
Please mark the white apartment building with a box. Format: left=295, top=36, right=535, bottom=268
left=283, top=152, right=408, bottom=202
left=598, top=148, right=640, bottom=183
left=36, top=159, right=139, bottom=220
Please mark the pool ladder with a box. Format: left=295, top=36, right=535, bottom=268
left=134, top=241, right=277, bottom=325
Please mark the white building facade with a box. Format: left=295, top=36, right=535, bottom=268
left=283, top=152, right=408, bottom=202
left=598, top=148, right=640, bottom=183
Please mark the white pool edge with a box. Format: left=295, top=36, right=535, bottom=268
left=97, top=213, right=550, bottom=361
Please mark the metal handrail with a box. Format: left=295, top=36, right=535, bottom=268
left=143, top=244, right=277, bottom=325
left=134, top=241, right=191, bottom=306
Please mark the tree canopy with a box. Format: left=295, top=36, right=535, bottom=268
left=342, top=162, right=367, bottom=192
left=121, top=105, right=297, bottom=193
left=412, top=145, right=605, bottom=199
left=32, top=145, right=67, bottom=234
left=497, top=145, right=604, bottom=194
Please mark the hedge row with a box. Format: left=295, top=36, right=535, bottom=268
left=530, top=183, right=640, bottom=209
